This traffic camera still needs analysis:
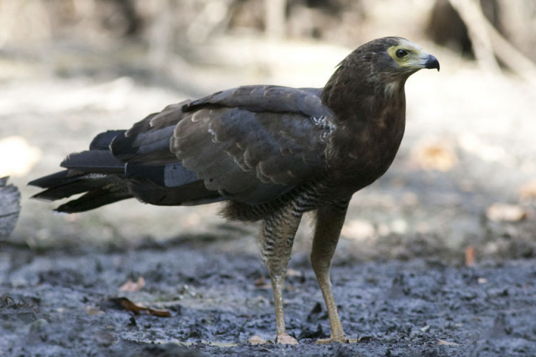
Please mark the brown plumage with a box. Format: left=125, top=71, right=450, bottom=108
left=29, top=37, right=439, bottom=344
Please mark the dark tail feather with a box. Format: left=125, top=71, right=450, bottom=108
left=29, top=142, right=132, bottom=212
left=61, top=150, right=124, bottom=174
left=111, top=126, right=178, bottom=164
left=30, top=126, right=225, bottom=212
left=28, top=170, right=80, bottom=189
left=55, top=181, right=132, bottom=213
left=90, top=130, right=126, bottom=150
left=32, top=175, right=122, bottom=201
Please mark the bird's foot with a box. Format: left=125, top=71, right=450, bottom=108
left=276, top=333, right=299, bottom=345
left=316, top=335, right=356, bottom=344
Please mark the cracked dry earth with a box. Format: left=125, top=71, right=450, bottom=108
left=1, top=238, right=536, bottom=357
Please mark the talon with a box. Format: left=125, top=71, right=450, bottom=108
left=276, top=333, right=299, bottom=345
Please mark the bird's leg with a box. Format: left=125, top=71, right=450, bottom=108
left=311, top=201, right=351, bottom=344
left=259, top=205, right=303, bottom=345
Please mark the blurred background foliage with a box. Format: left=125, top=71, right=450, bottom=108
left=1, top=0, right=536, bottom=78
left=1, top=0, right=536, bottom=263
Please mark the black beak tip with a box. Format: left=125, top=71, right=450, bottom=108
left=425, top=55, right=440, bottom=72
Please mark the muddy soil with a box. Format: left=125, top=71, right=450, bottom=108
left=1, top=236, right=536, bottom=357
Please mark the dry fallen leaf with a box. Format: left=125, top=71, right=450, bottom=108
left=486, top=203, right=527, bottom=222
left=275, top=334, right=299, bottom=345
left=411, top=139, right=458, bottom=172
left=118, top=276, right=146, bottom=292
left=248, top=335, right=266, bottom=345
left=519, top=180, right=536, bottom=200
left=110, top=297, right=171, bottom=317
left=438, top=339, right=459, bottom=346
left=254, top=276, right=270, bottom=289
left=465, top=245, right=475, bottom=267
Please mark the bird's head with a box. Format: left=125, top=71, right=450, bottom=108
left=358, top=37, right=440, bottom=79
left=323, top=37, right=439, bottom=116
left=385, top=37, right=440, bottom=73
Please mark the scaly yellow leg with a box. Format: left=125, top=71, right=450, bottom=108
left=310, top=202, right=351, bottom=344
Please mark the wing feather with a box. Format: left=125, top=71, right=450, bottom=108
left=184, top=85, right=331, bottom=119
left=94, top=85, right=332, bottom=206
left=171, top=86, right=332, bottom=204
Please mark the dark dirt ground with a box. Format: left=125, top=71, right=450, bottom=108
left=2, top=237, right=536, bottom=357
left=1, top=40, right=536, bottom=356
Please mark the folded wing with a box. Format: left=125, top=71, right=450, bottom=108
left=30, top=85, right=333, bottom=211
left=170, top=85, right=331, bottom=204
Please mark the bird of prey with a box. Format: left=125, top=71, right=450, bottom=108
left=30, top=37, right=439, bottom=344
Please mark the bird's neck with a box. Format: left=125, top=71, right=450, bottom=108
left=320, top=69, right=408, bottom=195
left=322, top=65, right=408, bottom=125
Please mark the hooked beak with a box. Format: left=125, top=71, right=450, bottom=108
left=425, top=54, right=440, bottom=71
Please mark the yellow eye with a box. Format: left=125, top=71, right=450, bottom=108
left=396, top=49, right=408, bottom=58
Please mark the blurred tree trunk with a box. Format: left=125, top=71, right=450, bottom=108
left=264, top=0, right=286, bottom=39
left=449, top=0, right=501, bottom=73
left=148, top=0, right=172, bottom=68
left=0, top=0, right=22, bottom=48
left=450, top=0, right=536, bottom=80
left=497, top=0, right=536, bottom=62
left=427, top=0, right=470, bottom=54
left=185, top=0, right=231, bottom=44
left=429, top=0, right=536, bottom=80
left=0, top=0, right=51, bottom=48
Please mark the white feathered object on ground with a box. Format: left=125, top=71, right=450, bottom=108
left=0, top=176, right=21, bottom=239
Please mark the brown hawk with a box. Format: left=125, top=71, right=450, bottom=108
left=30, top=37, right=439, bottom=344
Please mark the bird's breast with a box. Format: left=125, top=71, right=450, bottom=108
left=323, top=109, right=406, bottom=197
